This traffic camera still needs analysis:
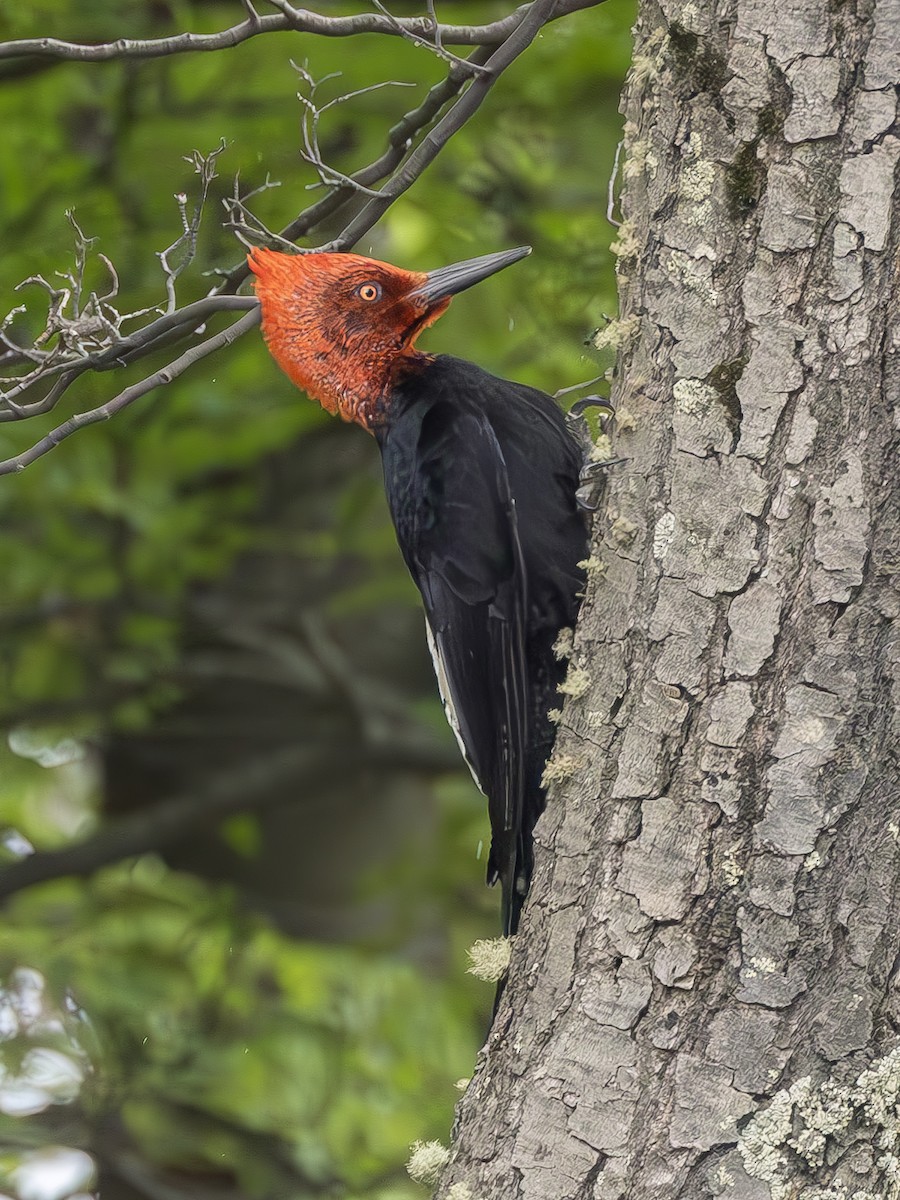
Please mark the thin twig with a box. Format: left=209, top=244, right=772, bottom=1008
left=553, top=373, right=609, bottom=400
left=607, top=137, right=624, bottom=228
left=0, top=296, right=256, bottom=418
left=293, top=65, right=414, bottom=196
left=369, top=0, right=488, bottom=74
left=222, top=175, right=296, bottom=252
left=213, top=42, right=495, bottom=291
left=426, top=0, right=441, bottom=51
left=157, top=140, right=227, bottom=313
left=336, top=0, right=560, bottom=247
left=0, top=370, right=80, bottom=422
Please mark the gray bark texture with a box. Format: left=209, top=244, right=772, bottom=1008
left=436, top=0, right=900, bottom=1197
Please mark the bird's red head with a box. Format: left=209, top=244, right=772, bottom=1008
left=248, top=245, right=531, bottom=431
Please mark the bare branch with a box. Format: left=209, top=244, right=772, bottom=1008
left=240, top=0, right=261, bottom=27
left=0, top=2, right=602, bottom=62
left=222, top=174, right=295, bottom=252
left=293, top=64, right=414, bottom=197
left=0, top=295, right=256, bottom=423
left=211, top=40, right=494, bottom=291
left=0, top=211, right=170, bottom=419
left=157, top=139, right=227, bottom=313
left=0, top=307, right=260, bottom=475
left=369, top=0, right=489, bottom=74
left=0, top=0, right=606, bottom=472
left=336, top=0, right=561, bottom=247
left=0, top=369, right=81, bottom=423
left=0, top=728, right=459, bottom=900
left=426, top=0, right=441, bottom=51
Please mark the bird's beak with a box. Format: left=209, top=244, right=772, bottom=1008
left=407, top=246, right=532, bottom=306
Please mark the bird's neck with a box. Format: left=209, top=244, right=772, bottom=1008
left=317, top=348, right=432, bottom=433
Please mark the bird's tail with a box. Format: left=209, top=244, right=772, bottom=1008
left=493, top=790, right=541, bottom=937
left=492, top=628, right=563, bottom=936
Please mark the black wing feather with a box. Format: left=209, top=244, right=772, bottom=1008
left=382, top=400, right=530, bottom=929
left=379, top=355, right=588, bottom=935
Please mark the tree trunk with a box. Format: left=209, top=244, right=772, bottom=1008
left=438, top=0, right=900, bottom=1196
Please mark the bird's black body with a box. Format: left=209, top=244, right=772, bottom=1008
left=376, top=354, right=587, bottom=934
left=250, top=242, right=585, bottom=935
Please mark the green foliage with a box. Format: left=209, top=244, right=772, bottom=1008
left=0, top=865, right=473, bottom=1196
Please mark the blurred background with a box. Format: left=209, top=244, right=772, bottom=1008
left=0, top=2, right=633, bottom=1197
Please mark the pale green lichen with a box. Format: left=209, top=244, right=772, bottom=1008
left=790, top=1080, right=854, bottom=1168
left=591, top=433, right=614, bottom=462
left=610, top=516, right=637, bottom=545
left=615, top=406, right=637, bottom=431
left=665, top=248, right=720, bottom=305
left=547, top=707, right=563, bottom=725
left=683, top=157, right=716, bottom=203
left=630, top=27, right=665, bottom=87
left=721, top=848, right=744, bottom=887
left=673, top=377, right=717, bottom=416
left=714, top=1162, right=735, bottom=1189
left=853, top=1047, right=900, bottom=1130
left=680, top=132, right=718, bottom=227
left=541, top=753, right=584, bottom=787
left=630, top=53, right=659, bottom=88
left=406, top=1140, right=450, bottom=1186
left=750, top=955, right=778, bottom=975
left=593, top=314, right=640, bottom=352
left=578, top=555, right=607, bottom=579
left=447, top=1185, right=475, bottom=1200
left=553, top=626, right=575, bottom=661
left=739, top=1048, right=900, bottom=1198
left=738, top=1080, right=804, bottom=1199
left=610, top=219, right=640, bottom=262
left=466, top=937, right=511, bottom=982
left=622, top=118, right=639, bottom=146
left=622, top=136, right=658, bottom=182
left=653, top=512, right=677, bottom=560
left=558, top=664, right=591, bottom=699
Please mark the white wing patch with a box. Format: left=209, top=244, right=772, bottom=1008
left=424, top=616, right=485, bottom=795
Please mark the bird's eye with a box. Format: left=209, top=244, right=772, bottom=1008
left=357, top=282, right=382, bottom=302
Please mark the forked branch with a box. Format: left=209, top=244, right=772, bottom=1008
left=0, top=0, right=605, bottom=477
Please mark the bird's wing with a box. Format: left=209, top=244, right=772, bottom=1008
left=382, top=400, right=529, bottom=913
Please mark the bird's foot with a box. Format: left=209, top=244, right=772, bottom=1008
left=567, top=393, right=616, bottom=424
left=580, top=457, right=627, bottom=482
left=576, top=456, right=627, bottom=512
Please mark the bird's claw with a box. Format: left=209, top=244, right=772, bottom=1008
left=576, top=456, right=627, bottom=512
left=567, top=394, right=616, bottom=424
left=576, top=485, right=602, bottom=512
left=579, top=456, right=627, bottom=484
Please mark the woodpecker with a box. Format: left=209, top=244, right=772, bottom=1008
left=249, top=245, right=588, bottom=934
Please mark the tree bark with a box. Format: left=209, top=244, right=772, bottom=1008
left=438, top=0, right=900, bottom=1196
